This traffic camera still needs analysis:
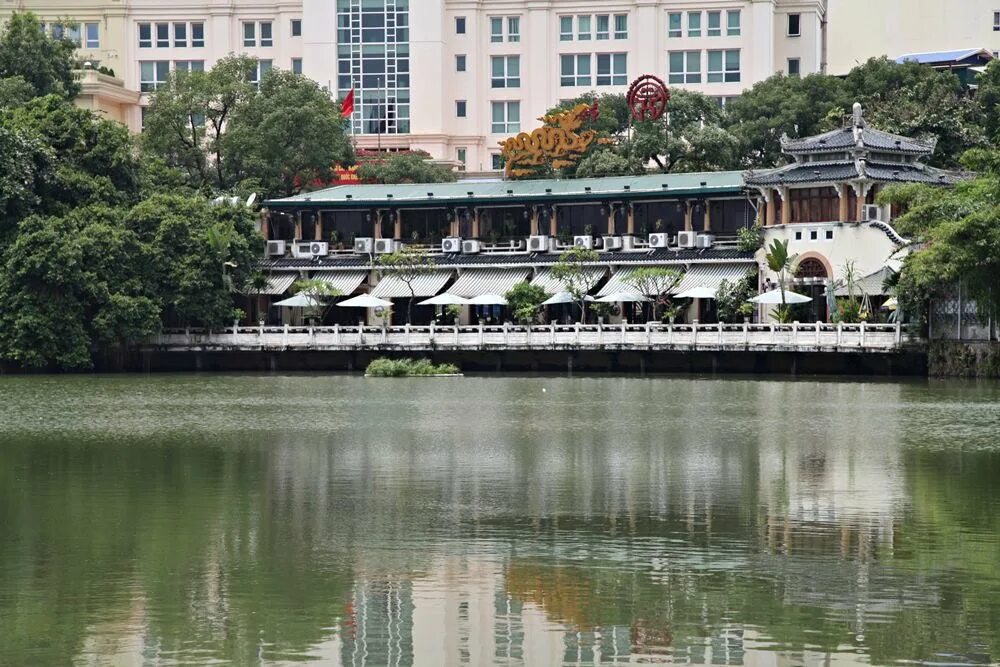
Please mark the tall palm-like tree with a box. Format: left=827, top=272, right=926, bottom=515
left=765, top=238, right=796, bottom=322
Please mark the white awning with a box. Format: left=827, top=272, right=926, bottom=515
left=597, top=267, right=656, bottom=297
left=674, top=263, right=753, bottom=295
left=449, top=268, right=531, bottom=298
left=311, top=271, right=368, bottom=296
left=370, top=270, right=454, bottom=299
left=260, top=273, right=297, bottom=295
left=531, top=267, right=607, bottom=295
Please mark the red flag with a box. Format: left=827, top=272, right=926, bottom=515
left=341, top=89, right=355, bottom=118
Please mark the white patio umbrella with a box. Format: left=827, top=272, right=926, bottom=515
left=882, top=296, right=898, bottom=310
left=596, top=291, right=649, bottom=303
left=273, top=294, right=325, bottom=308
left=418, top=293, right=469, bottom=306
left=541, top=292, right=596, bottom=306
left=467, top=293, right=508, bottom=306
left=748, top=289, right=812, bottom=305
left=337, top=294, right=393, bottom=309
left=674, top=286, right=718, bottom=300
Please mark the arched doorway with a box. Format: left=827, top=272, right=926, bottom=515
left=794, top=257, right=829, bottom=322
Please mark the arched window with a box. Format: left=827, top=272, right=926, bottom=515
left=796, top=258, right=828, bottom=279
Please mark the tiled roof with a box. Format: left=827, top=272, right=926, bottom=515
left=264, top=172, right=745, bottom=209
left=745, top=161, right=965, bottom=187
left=780, top=127, right=935, bottom=155
left=896, top=48, right=993, bottom=65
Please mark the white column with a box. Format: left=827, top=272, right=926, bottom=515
left=748, top=0, right=776, bottom=85
left=302, top=0, right=337, bottom=92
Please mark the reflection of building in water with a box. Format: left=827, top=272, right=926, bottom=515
left=342, top=579, right=414, bottom=667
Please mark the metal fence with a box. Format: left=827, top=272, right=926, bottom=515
left=929, top=284, right=996, bottom=341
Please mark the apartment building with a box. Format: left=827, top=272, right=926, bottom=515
left=827, top=0, right=1000, bottom=75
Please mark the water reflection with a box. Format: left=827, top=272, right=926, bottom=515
left=0, top=375, right=998, bottom=665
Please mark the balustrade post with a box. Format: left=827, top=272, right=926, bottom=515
left=743, top=321, right=749, bottom=347
left=258, top=321, right=264, bottom=338
left=283, top=323, right=289, bottom=348
left=479, top=321, right=485, bottom=347
left=895, top=321, right=902, bottom=346
left=527, top=322, right=533, bottom=349
left=358, top=323, right=364, bottom=346
left=837, top=321, right=843, bottom=347
left=620, top=322, right=626, bottom=344
left=692, top=320, right=699, bottom=348
left=815, top=321, right=821, bottom=347
left=404, top=323, right=410, bottom=345
left=646, top=320, right=652, bottom=346
left=574, top=322, right=581, bottom=345
left=454, top=324, right=460, bottom=346
left=597, top=321, right=603, bottom=346
left=381, top=324, right=387, bottom=344
left=309, top=324, right=314, bottom=346
left=430, top=320, right=436, bottom=345
left=503, top=321, right=509, bottom=345
left=792, top=321, right=799, bottom=347
left=232, top=319, right=239, bottom=345
left=860, top=321, right=867, bottom=347
left=770, top=323, right=775, bottom=344
left=551, top=322, right=556, bottom=345
left=718, top=321, right=723, bottom=345
left=334, top=323, right=341, bottom=346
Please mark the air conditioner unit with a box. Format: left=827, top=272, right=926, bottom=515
left=676, top=231, right=697, bottom=248
left=528, top=235, right=554, bottom=253
left=309, top=241, right=329, bottom=257
left=602, top=236, right=623, bottom=251
left=648, top=233, right=670, bottom=249
left=573, top=235, right=594, bottom=250
left=695, top=234, right=715, bottom=249
left=374, top=238, right=399, bottom=254
left=442, top=237, right=462, bottom=253
left=353, top=237, right=374, bottom=254
left=291, top=241, right=314, bottom=259
left=265, top=240, right=286, bottom=256
left=862, top=204, right=881, bottom=221
left=461, top=239, right=482, bottom=254
left=621, top=235, right=639, bottom=251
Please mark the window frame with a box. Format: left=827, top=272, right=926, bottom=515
left=559, top=16, right=573, bottom=41
left=596, top=14, right=610, bottom=41
left=191, top=22, right=205, bottom=47
left=727, top=10, right=741, bottom=36
left=491, top=55, right=521, bottom=89
left=707, top=11, right=721, bottom=37
left=243, top=21, right=256, bottom=47
left=155, top=22, right=169, bottom=48
left=260, top=21, right=273, bottom=47
left=456, top=100, right=467, bottom=117
left=84, top=22, right=99, bottom=49
left=455, top=16, right=466, bottom=34
left=292, top=57, right=303, bottom=74
left=507, top=16, right=520, bottom=42
left=596, top=52, right=627, bottom=86
left=491, top=100, right=520, bottom=134
left=173, top=22, right=187, bottom=47
left=560, top=53, right=592, bottom=87
left=787, top=57, right=801, bottom=77
left=687, top=11, right=701, bottom=37
left=138, top=23, right=152, bottom=48
left=787, top=13, right=801, bottom=37
left=668, top=13, right=682, bottom=38
left=490, top=17, right=503, bottom=43
left=614, top=14, right=628, bottom=39
left=457, top=147, right=467, bottom=166
left=577, top=15, right=592, bottom=41
left=669, top=50, right=701, bottom=84
left=455, top=54, right=466, bottom=72
left=139, top=60, right=170, bottom=92
left=291, top=19, right=302, bottom=37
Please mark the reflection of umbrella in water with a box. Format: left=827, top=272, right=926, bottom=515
left=541, top=292, right=596, bottom=306
left=673, top=286, right=717, bottom=299
left=748, top=289, right=812, bottom=304
left=595, top=291, right=649, bottom=303
left=467, top=293, right=509, bottom=306
left=417, top=293, right=469, bottom=306
left=273, top=294, right=325, bottom=308
left=337, top=294, right=393, bottom=309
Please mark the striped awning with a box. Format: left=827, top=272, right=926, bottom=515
left=597, top=268, right=653, bottom=297
left=674, top=263, right=753, bottom=294
left=449, top=268, right=531, bottom=298
left=260, top=273, right=297, bottom=295
left=311, top=271, right=368, bottom=296
left=531, top=267, right=607, bottom=295
left=370, top=270, right=454, bottom=299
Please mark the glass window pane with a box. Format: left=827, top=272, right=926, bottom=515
left=688, top=12, right=701, bottom=36
left=507, top=17, right=519, bottom=42
left=490, top=17, right=502, bottom=42
left=508, top=56, right=519, bottom=76
left=85, top=23, right=99, bottom=48
left=156, top=23, right=169, bottom=47
left=596, top=15, right=609, bottom=39
left=192, top=23, right=205, bottom=46
left=560, top=16, right=573, bottom=40
left=492, top=102, right=503, bottom=123
left=139, top=23, right=151, bottom=47
left=243, top=22, right=255, bottom=46
left=174, top=22, right=186, bottom=46
left=707, top=11, right=721, bottom=36
left=668, top=13, right=681, bottom=37
left=260, top=22, right=272, bottom=45
left=614, top=14, right=628, bottom=38
left=561, top=55, right=573, bottom=76
left=292, top=57, right=302, bottom=74
left=727, top=10, right=741, bottom=35
left=578, top=15, right=591, bottom=40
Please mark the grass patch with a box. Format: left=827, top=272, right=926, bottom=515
left=365, top=357, right=461, bottom=377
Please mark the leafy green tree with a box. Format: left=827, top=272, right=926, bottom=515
left=545, top=92, right=631, bottom=137
left=0, top=12, right=79, bottom=100
left=358, top=153, right=456, bottom=184
left=764, top=238, right=796, bottom=322
left=0, top=75, right=35, bottom=109
left=625, top=267, right=683, bottom=321
left=550, top=246, right=601, bottom=321
left=291, top=278, right=341, bottom=323
left=376, top=246, right=436, bottom=324
left=976, top=60, right=1000, bottom=142
left=715, top=270, right=758, bottom=323
left=575, top=148, right=635, bottom=178
left=505, top=281, right=549, bottom=324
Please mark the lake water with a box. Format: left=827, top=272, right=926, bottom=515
left=1, top=374, right=999, bottom=666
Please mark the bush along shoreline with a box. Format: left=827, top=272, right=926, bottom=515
left=365, top=358, right=462, bottom=377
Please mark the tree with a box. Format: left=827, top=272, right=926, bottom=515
left=764, top=238, right=797, bottom=322
left=505, top=281, right=549, bottom=324
left=625, top=267, right=683, bottom=321
left=715, top=270, right=758, bottom=323
left=291, top=278, right=341, bottom=323
left=976, top=60, right=1000, bottom=142
left=376, top=246, right=436, bottom=324
left=550, top=246, right=601, bottom=322
left=0, top=12, right=79, bottom=100
left=575, top=148, right=635, bottom=178
left=358, top=153, right=456, bottom=184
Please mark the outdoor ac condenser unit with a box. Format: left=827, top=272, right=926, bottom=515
left=266, top=240, right=286, bottom=256
left=309, top=241, right=329, bottom=257
left=648, top=233, right=669, bottom=248
left=528, top=235, right=553, bottom=253
left=573, top=235, right=594, bottom=250
left=602, top=236, right=623, bottom=251
left=354, top=237, right=374, bottom=254
left=621, top=235, right=638, bottom=251
left=676, top=231, right=697, bottom=248
left=291, top=242, right=314, bottom=259
left=695, top=234, right=715, bottom=249
left=461, top=240, right=482, bottom=254
left=862, top=204, right=881, bottom=221
left=374, top=238, right=398, bottom=254
left=442, top=237, right=462, bottom=253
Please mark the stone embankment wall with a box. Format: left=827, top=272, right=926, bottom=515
left=927, top=342, right=1000, bottom=377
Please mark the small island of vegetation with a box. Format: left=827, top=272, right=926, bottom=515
left=365, top=358, right=462, bottom=377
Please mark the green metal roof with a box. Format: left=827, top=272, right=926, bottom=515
left=265, top=171, right=745, bottom=209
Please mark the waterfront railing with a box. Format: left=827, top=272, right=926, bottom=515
left=150, top=321, right=912, bottom=353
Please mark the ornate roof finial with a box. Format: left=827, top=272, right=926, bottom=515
left=852, top=102, right=863, bottom=128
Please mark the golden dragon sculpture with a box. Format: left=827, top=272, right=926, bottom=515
left=498, top=103, right=611, bottom=179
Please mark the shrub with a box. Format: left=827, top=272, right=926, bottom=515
left=365, top=357, right=460, bottom=377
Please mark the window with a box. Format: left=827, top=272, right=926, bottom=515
left=614, top=14, right=628, bottom=39
left=810, top=230, right=818, bottom=240
left=250, top=59, right=273, bottom=88
left=707, top=12, right=721, bottom=37
left=491, top=101, right=520, bottom=134
left=156, top=23, right=169, bottom=48
left=708, top=49, right=740, bottom=82
left=560, top=16, right=573, bottom=41
left=795, top=230, right=802, bottom=240
left=491, top=153, right=505, bottom=170
left=578, top=15, right=592, bottom=40
left=507, top=17, right=520, bottom=42
left=688, top=12, right=701, bottom=37
left=787, top=13, right=801, bottom=36
left=174, top=22, right=187, bottom=47
left=456, top=100, right=467, bottom=117
left=141, top=106, right=149, bottom=131
left=712, top=95, right=739, bottom=107
left=139, top=61, right=169, bottom=92
left=668, top=13, right=682, bottom=38
left=787, top=58, right=800, bottom=77
left=669, top=51, right=701, bottom=84
left=139, top=23, right=151, bottom=48
left=84, top=23, right=99, bottom=48
left=491, top=55, right=520, bottom=88
left=174, top=60, right=205, bottom=74
left=490, top=17, right=503, bottom=42
left=292, top=57, right=302, bottom=74
left=995, top=11, right=1000, bottom=31
left=560, top=54, right=591, bottom=86
left=596, top=53, right=627, bottom=86
left=457, top=148, right=467, bottom=166
left=53, top=23, right=81, bottom=46
left=455, top=17, right=466, bottom=34
left=291, top=19, right=302, bottom=37
left=825, top=229, right=834, bottom=240
left=456, top=54, right=466, bottom=72
left=727, top=10, right=741, bottom=36
left=596, top=15, right=610, bottom=40
left=260, top=21, right=273, bottom=46
left=243, top=22, right=256, bottom=46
